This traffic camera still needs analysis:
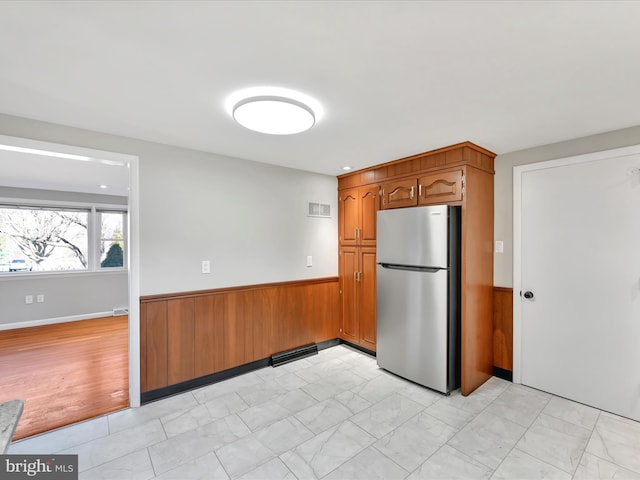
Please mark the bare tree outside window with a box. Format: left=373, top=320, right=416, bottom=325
left=0, top=207, right=88, bottom=271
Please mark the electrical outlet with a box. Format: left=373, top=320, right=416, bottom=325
left=25, top=295, right=33, bottom=304
left=202, top=260, right=211, bottom=274
left=495, top=240, right=504, bottom=253
left=36, top=294, right=45, bottom=303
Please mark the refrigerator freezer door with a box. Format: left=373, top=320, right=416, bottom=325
left=376, top=264, right=449, bottom=393
left=376, top=205, right=449, bottom=268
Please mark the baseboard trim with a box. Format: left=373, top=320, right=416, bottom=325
left=493, top=366, right=513, bottom=382
left=141, top=338, right=366, bottom=404
left=339, top=339, right=376, bottom=357
left=0, top=311, right=123, bottom=331
left=141, top=358, right=271, bottom=404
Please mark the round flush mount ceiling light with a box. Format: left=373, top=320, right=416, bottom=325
left=233, top=96, right=315, bottom=135
left=226, top=87, right=323, bottom=135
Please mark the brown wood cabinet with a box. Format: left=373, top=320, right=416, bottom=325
left=418, top=170, right=464, bottom=205
left=380, top=178, right=417, bottom=209
left=338, top=141, right=495, bottom=396
left=339, top=246, right=377, bottom=351
left=339, top=186, right=379, bottom=246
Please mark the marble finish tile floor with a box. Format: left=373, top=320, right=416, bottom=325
left=8, top=345, right=640, bottom=479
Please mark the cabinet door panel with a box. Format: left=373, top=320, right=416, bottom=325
left=360, top=186, right=379, bottom=245
left=340, top=189, right=359, bottom=245
left=340, top=247, right=358, bottom=342
left=167, top=298, right=195, bottom=385
left=381, top=179, right=418, bottom=209
left=418, top=170, right=463, bottom=205
left=359, top=247, right=377, bottom=351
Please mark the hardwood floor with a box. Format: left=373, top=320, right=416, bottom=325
left=0, top=316, right=129, bottom=440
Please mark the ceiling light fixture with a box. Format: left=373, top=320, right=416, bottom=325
left=99, top=184, right=108, bottom=189
left=226, top=87, right=323, bottom=136
left=342, top=166, right=352, bottom=171
left=232, top=96, right=315, bottom=135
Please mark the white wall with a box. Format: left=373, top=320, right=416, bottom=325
left=494, top=124, right=640, bottom=287
left=0, top=113, right=338, bottom=299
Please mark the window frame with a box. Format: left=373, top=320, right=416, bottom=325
left=0, top=198, right=128, bottom=276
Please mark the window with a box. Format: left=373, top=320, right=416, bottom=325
left=0, top=203, right=127, bottom=274
left=99, top=211, right=126, bottom=269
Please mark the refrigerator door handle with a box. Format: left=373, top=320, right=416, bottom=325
left=378, top=263, right=444, bottom=273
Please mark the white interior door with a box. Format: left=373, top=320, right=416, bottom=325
left=516, top=149, right=640, bottom=421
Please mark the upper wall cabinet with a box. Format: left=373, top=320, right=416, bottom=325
left=339, top=186, right=379, bottom=246
left=418, top=170, right=464, bottom=205
left=380, top=179, right=417, bottom=209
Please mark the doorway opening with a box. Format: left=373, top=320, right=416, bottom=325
left=0, top=134, right=140, bottom=438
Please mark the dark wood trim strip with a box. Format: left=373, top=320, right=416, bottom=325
left=140, top=276, right=339, bottom=303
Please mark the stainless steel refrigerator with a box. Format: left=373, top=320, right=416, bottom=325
left=376, top=205, right=461, bottom=394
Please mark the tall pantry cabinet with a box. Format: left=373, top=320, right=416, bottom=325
left=338, top=186, right=379, bottom=351
left=337, top=142, right=496, bottom=396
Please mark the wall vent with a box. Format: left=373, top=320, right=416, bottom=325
left=308, top=202, right=331, bottom=218
left=113, top=307, right=129, bottom=316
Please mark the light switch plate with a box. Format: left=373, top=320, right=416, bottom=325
left=37, top=294, right=45, bottom=303
left=25, top=295, right=33, bottom=304
left=306, top=256, right=313, bottom=267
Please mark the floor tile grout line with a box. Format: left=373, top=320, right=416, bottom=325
left=567, top=409, right=601, bottom=478
left=479, top=384, right=554, bottom=477
left=446, top=443, right=497, bottom=472
left=369, top=442, right=413, bottom=477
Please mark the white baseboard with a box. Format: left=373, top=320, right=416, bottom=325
left=0, top=311, right=118, bottom=331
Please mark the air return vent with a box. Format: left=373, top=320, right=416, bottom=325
left=271, top=343, right=318, bottom=367
left=308, top=202, right=331, bottom=218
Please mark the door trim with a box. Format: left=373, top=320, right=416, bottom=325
left=512, top=143, right=640, bottom=384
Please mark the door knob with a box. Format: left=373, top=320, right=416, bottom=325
left=523, top=291, right=534, bottom=299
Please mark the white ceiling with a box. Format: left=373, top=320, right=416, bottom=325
left=0, top=0, right=639, bottom=193
left=0, top=149, right=130, bottom=197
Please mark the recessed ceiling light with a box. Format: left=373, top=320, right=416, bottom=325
left=342, top=166, right=352, bottom=171
left=99, top=184, right=108, bottom=189
left=233, top=96, right=315, bottom=135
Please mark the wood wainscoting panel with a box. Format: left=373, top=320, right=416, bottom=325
left=167, top=298, right=195, bottom=385
left=143, top=300, right=168, bottom=391
left=194, top=294, right=225, bottom=378
left=140, top=277, right=340, bottom=394
left=493, top=287, right=513, bottom=371
left=223, top=291, right=249, bottom=370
